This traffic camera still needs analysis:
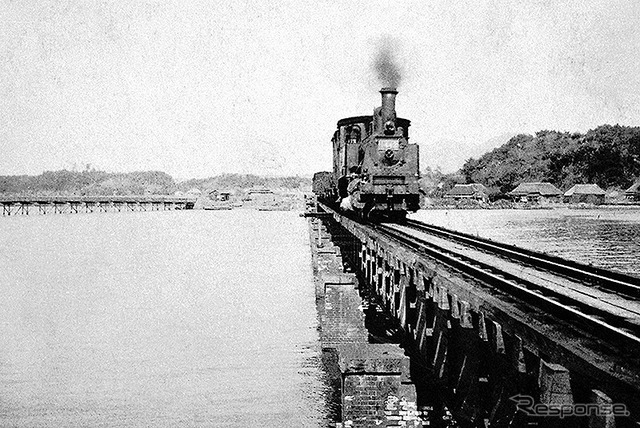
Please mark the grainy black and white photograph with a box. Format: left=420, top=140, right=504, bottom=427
left=1, top=1, right=639, bottom=427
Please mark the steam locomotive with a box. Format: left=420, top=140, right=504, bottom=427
left=314, top=88, right=420, bottom=220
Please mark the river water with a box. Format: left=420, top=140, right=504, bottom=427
left=0, top=210, right=328, bottom=427
left=411, top=207, right=640, bottom=277
left=2, top=208, right=639, bottom=427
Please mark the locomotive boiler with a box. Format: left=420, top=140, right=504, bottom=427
left=321, top=87, right=420, bottom=220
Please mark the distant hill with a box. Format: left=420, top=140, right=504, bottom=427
left=0, top=170, right=175, bottom=196
left=460, top=125, right=640, bottom=194
left=0, top=170, right=311, bottom=196
left=177, top=173, right=310, bottom=193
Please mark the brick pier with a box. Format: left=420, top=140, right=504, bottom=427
left=309, top=216, right=422, bottom=427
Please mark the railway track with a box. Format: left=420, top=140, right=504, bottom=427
left=402, top=219, right=640, bottom=295
left=375, top=219, right=640, bottom=352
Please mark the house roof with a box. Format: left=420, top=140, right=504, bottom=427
left=446, top=183, right=488, bottom=196
left=564, top=184, right=605, bottom=196
left=509, top=182, right=562, bottom=196
left=625, top=181, right=640, bottom=193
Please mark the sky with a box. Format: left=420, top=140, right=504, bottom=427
left=1, top=0, right=639, bottom=178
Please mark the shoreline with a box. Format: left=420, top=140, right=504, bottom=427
left=420, top=202, right=640, bottom=210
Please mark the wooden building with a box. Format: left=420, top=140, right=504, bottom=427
left=444, top=183, right=489, bottom=202
left=563, top=184, right=606, bottom=204
left=208, top=189, right=232, bottom=202
left=625, top=182, right=640, bottom=201
left=244, top=187, right=276, bottom=206
left=508, top=182, right=562, bottom=203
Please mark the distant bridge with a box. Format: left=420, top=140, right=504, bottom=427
left=0, top=195, right=197, bottom=216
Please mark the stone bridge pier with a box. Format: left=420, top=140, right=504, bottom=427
left=309, top=216, right=422, bottom=427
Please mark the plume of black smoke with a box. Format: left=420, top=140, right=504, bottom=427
left=374, top=37, right=402, bottom=88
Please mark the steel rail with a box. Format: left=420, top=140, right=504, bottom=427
left=403, top=219, right=640, bottom=298
left=376, top=223, right=640, bottom=352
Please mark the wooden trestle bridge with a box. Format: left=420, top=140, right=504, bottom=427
left=0, top=195, right=196, bottom=216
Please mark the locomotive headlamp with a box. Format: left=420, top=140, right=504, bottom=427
left=385, top=149, right=394, bottom=159
left=384, top=120, right=396, bottom=135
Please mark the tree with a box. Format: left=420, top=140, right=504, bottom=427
left=459, top=125, right=640, bottom=193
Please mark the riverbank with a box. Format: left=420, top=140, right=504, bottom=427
left=421, top=198, right=640, bottom=210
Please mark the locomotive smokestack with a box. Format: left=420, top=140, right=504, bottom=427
left=380, top=87, right=397, bottom=125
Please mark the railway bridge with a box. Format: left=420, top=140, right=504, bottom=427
left=307, top=202, right=640, bottom=428
left=0, top=195, right=196, bottom=216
